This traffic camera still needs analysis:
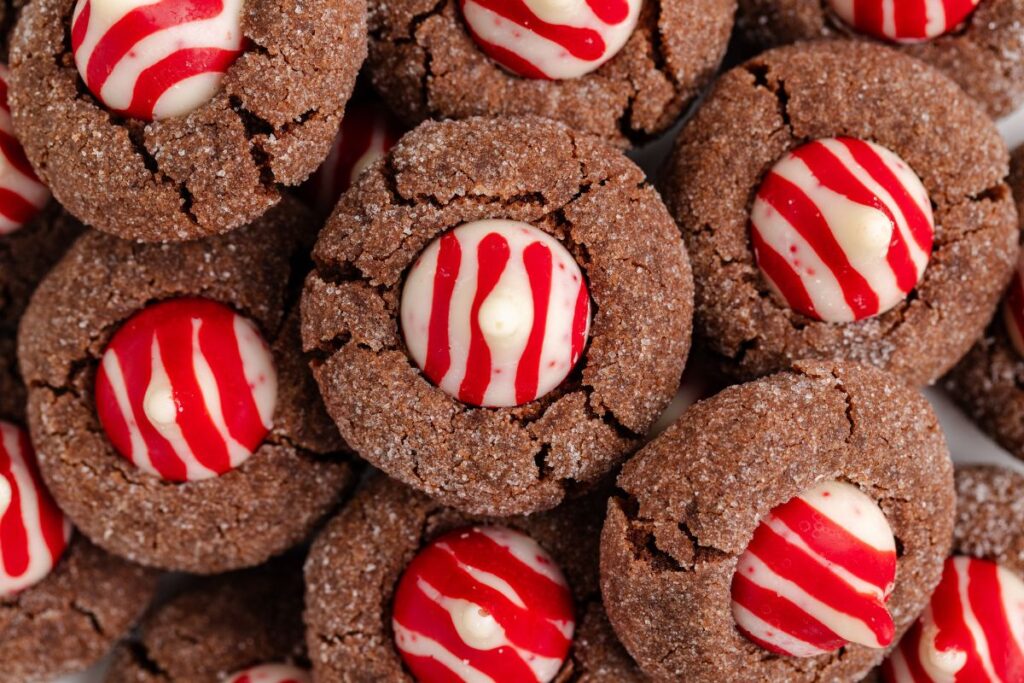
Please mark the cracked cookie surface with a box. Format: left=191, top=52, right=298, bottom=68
left=106, top=557, right=306, bottom=683
left=663, top=41, right=1018, bottom=386
left=0, top=536, right=159, bottom=683
left=301, top=115, right=694, bottom=516
left=365, top=0, right=734, bottom=147
left=735, top=0, right=1024, bottom=119
left=8, top=0, right=366, bottom=242
left=600, top=360, right=955, bottom=682
left=17, top=200, right=355, bottom=573
left=304, top=473, right=644, bottom=682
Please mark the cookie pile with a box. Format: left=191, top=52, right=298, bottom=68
left=1, top=0, right=1024, bottom=681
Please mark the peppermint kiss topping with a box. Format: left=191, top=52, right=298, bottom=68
left=308, top=99, right=403, bottom=215
left=94, top=297, right=277, bottom=482
left=392, top=525, right=575, bottom=683
left=882, top=557, right=1024, bottom=682
left=225, top=663, right=311, bottom=683
left=731, top=480, right=898, bottom=658
left=751, top=137, right=934, bottom=323
left=0, top=65, right=49, bottom=235
left=828, top=0, right=981, bottom=43
left=70, top=0, right=246, bottom=121
left=459, top=0, right=643, bottom=79
left=401, top=219, right=591, bottom=408
left=0, top=421, right=72, bottom=598
left=1002, top=254, right=1024, bottom=359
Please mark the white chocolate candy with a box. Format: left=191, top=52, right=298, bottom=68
left=71, top=0, right=245, bottom=121
left=0, top=421, right=73, bottom=598
left=731, top=481, right=898, bottom=657
left=224, top=663, right=311, bottom=683
left=460, top=0, right=642, bottom=79
left=882, top=556, right=1024, bottom=683
left=0, top=65, right=49, bottom=235
left=751, top=137, right=934, bottom=323
left=401, top=219, right=590, bottom=408
left=828, top=0, right=981, bottom=43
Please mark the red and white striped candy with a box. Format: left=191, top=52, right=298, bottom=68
left=225, top=664, right=311, bottom=683
left=730, top=480, right=898, bottom=658
left=392, top=526, right=575, bottom=683
left=0, top=421, right=72, bottom=598
left=70, top=0, right=245, bottom=121
left=94, top=297, right=277, bottom=482
left=307, top=99, right=402, bottom=216
left=401, top=220, right=591, bottom=408
left=0, top=65, right=49, bottom=235
left=828, top=0, right=981, bottom=43
left=882, top=557, right=1024, bottom=682
left=459, top=0, right=642, bottom=79
left=1001, top=254, right=1024, bottom=358
left=751, top=137, right=934, bottom=323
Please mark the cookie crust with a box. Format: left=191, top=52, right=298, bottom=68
left=304, top=474, right=643, bottom=682
left=0, top=536, right=159, bottom=683
left=301, top=115, right=694, bottom=516
left=106, top=560, right=306, bottom=683
left=18, top=201, right=355, bottom=573
left=736, top=0, right=1024, bottom=119
left=663, top=41, right=1018, bottom=386
left=365, top=0, right=734, bottom=146
left=600, top=361, right=955, bottom=682
left=8, top=0, right=365, bottom=242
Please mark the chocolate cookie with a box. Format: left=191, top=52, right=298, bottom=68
left=301, top=115, right=694, bottom=516
left=1, top=536, right=159, bottom=683
left=944, top=148, right=1024, bottom=461
left=601, top=360, right=955, bottom=682
left=8, top=0, right=365, bottom=242
left=878, top=465, right=1024, bottom=680
left=18, top=200, right=356, bottom=573
left=735, top=0, right=1024, bottom=119
left=364, top=0, right=734, bottom=146
left=304, top=473, right=643, bottom=682
left=663, top=41, right=1018, bottom=386
left=107, top=558, right=307, bottom=683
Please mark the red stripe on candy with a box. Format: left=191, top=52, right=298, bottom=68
left=750, top=219, right=820, bottom=319
left=570, top=279, right=588, bottom=367
left=732, top=573, right=846, bottom=652
left=126, top=47, right=241, bottom=120
left=0, top=439, right=30, bottom=578
left=515, top=242, right=552, bottom=405
left=464, top=0, right=608, bottom=62
left=424, top=233, right=461, bottom=386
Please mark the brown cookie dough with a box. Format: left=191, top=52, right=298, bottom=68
left=944, top=147, right=1024, bottom=459
left=663, top=41, right=1018, bottom=386
left=304, top=473, right=644, bottom=682
left=17, top=200, right=356, bottom=574
left=106, top=558, right=306, bottom=683
left=0, top=204, right=82, bottom=422
left=600, top=360, right=956, bottom=682
left=952, top=464, right=1024, bottom=570
left=365, top=0, right=734, bottom=146
left=735, top=0, right=1024, bottom=119
left=1, top=536, right=159, bottom=683
left=301, top=115, right=694, bottom=516
left=8, top=0, right=365, bottom=242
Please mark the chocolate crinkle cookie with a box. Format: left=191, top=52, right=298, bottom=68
left=663, top=40, right=1018, bottom=386
left=601, top=360, right=955, bottom=682
left=365, top=0, right=734, bottom=146
left=107, top=558, right=309, bottom=683
left=876, top=465, right=1024, bottom=680
left=945, top=147, right=1024, bottom=461
left=8, top=0, right=365, bottom=242
left=18, top=199, right=356, bottom=574
left=735, top=0, right=1024, bottom=119
left=301, top=115, right=694, bottom=516
left=1, top=535, right=159, bottom=683
left=304, top=473, right=643, bottom=682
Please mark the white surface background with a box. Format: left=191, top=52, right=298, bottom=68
left=49, top=81, right=1024, bottom=683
